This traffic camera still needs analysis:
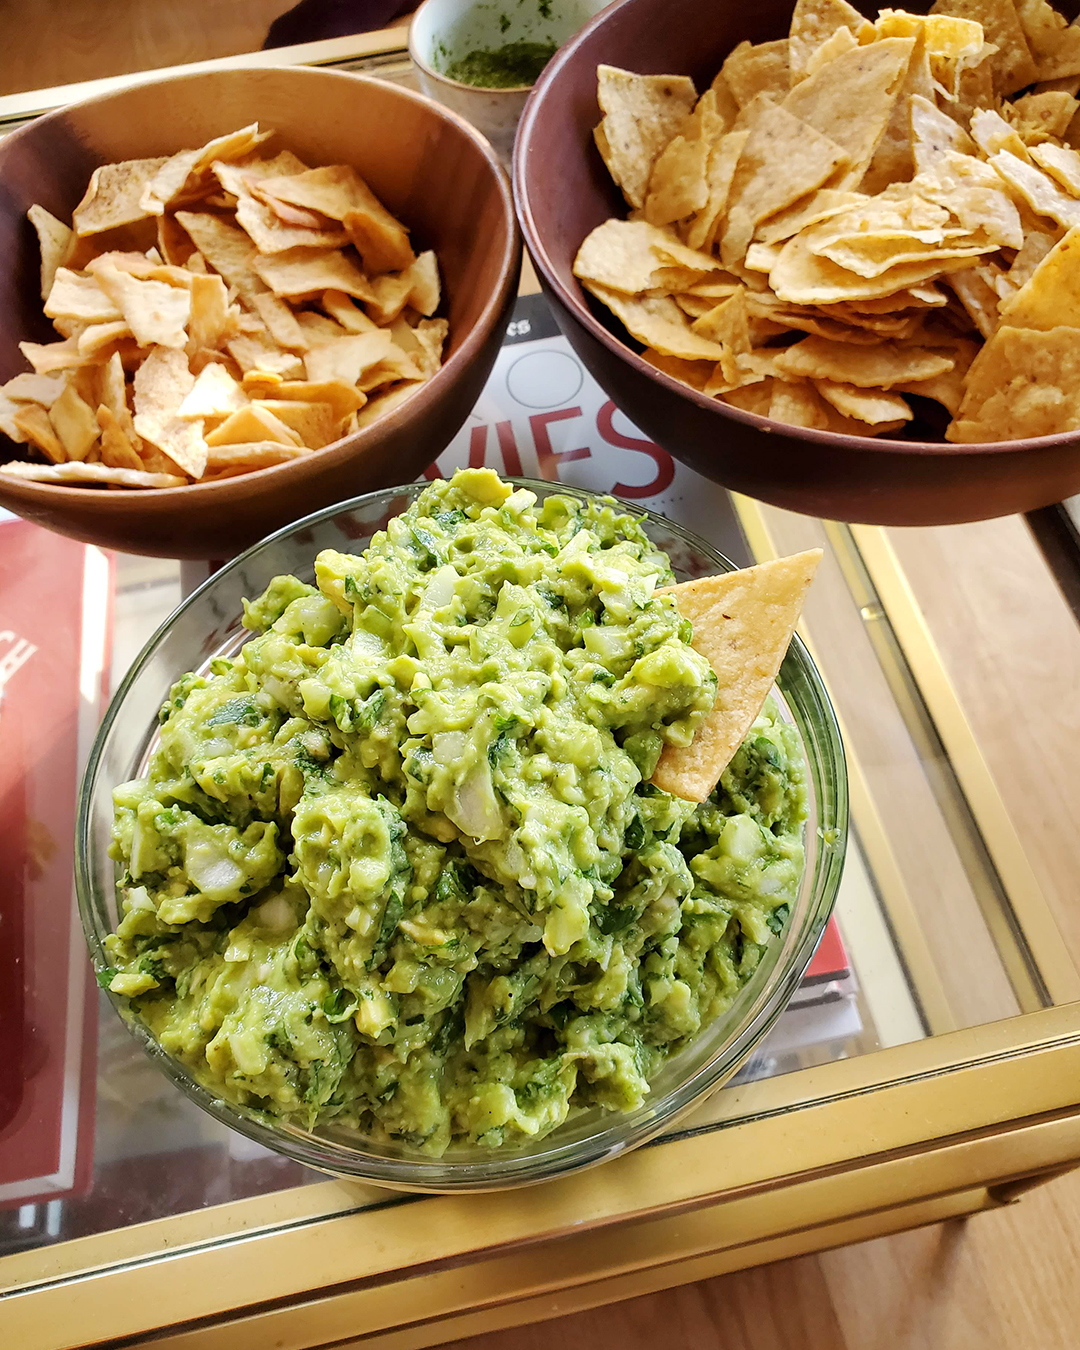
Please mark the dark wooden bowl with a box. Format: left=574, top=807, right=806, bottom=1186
left=514, top=0, right=1080, bottom=526
left=0, top=66, right=520, bottom=558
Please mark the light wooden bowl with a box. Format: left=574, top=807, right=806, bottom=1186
left=0, top=65, right=521, bottom=557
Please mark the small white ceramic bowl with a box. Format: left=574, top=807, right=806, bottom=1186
left=409, top=0, right=608, bottom=165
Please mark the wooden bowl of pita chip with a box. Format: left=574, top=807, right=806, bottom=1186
left=0, top=65, right=520, bottom=558
left=515, top=0, right=1080, bottom=525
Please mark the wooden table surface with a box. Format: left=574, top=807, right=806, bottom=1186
left=5, top=5, right=1080, bottom=1346
left=441, top=1168, right=1080, bottom=1350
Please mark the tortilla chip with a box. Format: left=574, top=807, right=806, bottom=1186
left=295, top=312, right=350, bottom=342
left=98, top=351, right=136, bottom=440
left=2, top=372, right=66, bottom=407
left=140, top=124, right=271, bottom=214
left=19, top=334, right=89, bottom=374
left=721, top=39, right=791, bottom=107
left=48, top=380, right=100, bottom=460
left=721, top=381, right=774, bottom=415
left=353, top=381, right=422, bottom=427
left=213, top=161, right=349, bottom=256
left=154, top=214, right=195, bottom=267
left=910, top=95, right=977, bottom=179
left=250, top=292, right=308, bottom=351
left=815, top=378, right=914, bottom=423
left=804, top=23, right=862, bottom=80
left=754, top=191, right=864, bottom=246
left=790, top=0, right=874, bottom=82
left=690, top=287, right=750, bottom=382
left=673, top=293, right=715, bottom=318
left=768, top=380, right=834, bottom=429
left=93, top=265, right=191, bottom=348
left=225, top=333, right=304, bottom=379
left=594, top=65, right=698, bottom=210
left=263, top=379, right=365, bottom=418
left=250, top=182, right=334, bottom=230
left=252, top=247, right=374, bottom=302
left=340, top=207, right=415, bottom=275
left=412, top=317, right=448, bottom=377
left=948, top=324, right=1080, bottom=439
left=252, top=164, right=381, bottom=224
left=73, top=158, right=167, bottom=236
left=776, top=335, right=954, bottom=386
left=1008, top=92, right=1078, bottom=146
left=997, top=224, right=1080, bottom=331
left=645, top=134, right=710, bottom=226
left=861, top=32, right=936, bottom=195
left=177, top=363, right=248, bottom=421
left=651, top=551, right=822, bottom=801
left=320, top=290, right=378, bottom=334
left=642, top=349, right=717, bottom=390
left=28, top=206, right=75, bottom=302
left=43, top=269, right=121, bottom=324
left=814, top=231, right=993, bottom=279
left=13, top=403, right=66, bottom=462
left=204, top=404, right=303, bottom=447
left=95, top=404, right=144, bottom=470
left=133, top=346, right=205, bottom=477
left=782, top=38, right=914, bottom=188
left=576, top=219, right=701, bottom=294
left=204, top=441, right=307, bottom=472
left=358, top=345, right=423, bottom=393
left=877, top=9, right=984, bottom=55
left=303, top=330, right=395, bottom=385
left=404, top=251, right=440, bottom=317
left=252, top=398, right=341, bottom=448
left=1014, top=0, right=1080, bottom=81
left=0, top=458, right=186, bottom=487
left=770, top=224, right=984, bottom=304
left=586, top=283, right=727, bottom=360
left=929, top=0, right=1038, bottom=94
left=683, top=131, right=751, bottom=251
left=650, top=235, right=726, bottom=272
left=187, top=272, right=238, bottom=350
left=947, top=266, right=1002, bottom=336
left=719, top=106, right=849, bottom=267
left=1031, top=142, right=1080, bottom=197
left=174, top=212, right=265, bottom=302
left=254, top=164, right=414, bottom=270
left=84, top=250, right=156, bottom=280
left=990, top=149, right=1080, bottom=230
left=364, top=272, right=414, bottom=326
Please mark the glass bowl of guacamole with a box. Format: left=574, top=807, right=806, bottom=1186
left=77, top=473, right=847, bottom=1192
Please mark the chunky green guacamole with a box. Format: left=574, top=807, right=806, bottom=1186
left=105, top=469, right=807, bottom=1154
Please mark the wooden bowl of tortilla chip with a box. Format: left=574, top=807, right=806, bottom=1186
left=514, top=0, right=1080, bottom=526
left=0, top=66, right=519, bottom=557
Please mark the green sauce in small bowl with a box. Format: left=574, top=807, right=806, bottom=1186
left=444, top=39, right=558, bottom=89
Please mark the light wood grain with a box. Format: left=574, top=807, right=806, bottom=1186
left=441, top=1168, right=1080, bottom=1350
left=887, top=519, right=1080, bottom=966
left=0, top=0, right=295, bottom=96
left=756, top=505, right=1019, bottom=1030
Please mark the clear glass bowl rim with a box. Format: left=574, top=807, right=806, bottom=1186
left=76, top=478, right=849, bottom=1193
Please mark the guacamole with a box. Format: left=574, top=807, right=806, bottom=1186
left=104, top=469, right=807, bottom=1154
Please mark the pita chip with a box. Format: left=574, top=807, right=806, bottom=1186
left=28, top=206, right=74, bottom=301
left=133, top=346, right=206, bottom=477
left=73, top=158, right=167, bottom=236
